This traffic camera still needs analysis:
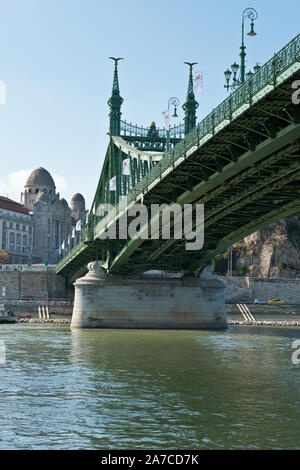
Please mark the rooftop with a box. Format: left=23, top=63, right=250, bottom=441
left=25, top=167, right=55, bottom=188
left=0, top=196, right=30, bottom=216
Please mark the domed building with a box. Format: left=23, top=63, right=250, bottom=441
left=18, top=167, right=87, bottom=265
left=70, top=193, right=86, bottom=223
left=22, top=167, right=56, bottom=211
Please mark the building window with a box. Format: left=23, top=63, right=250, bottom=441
left=55, top=220, right=59, bottom=249
left=9, top=232, right=15, bottom=251
left=22, top=234, right=28, bottom=252
left=2, top=230, right=7, bottom=249
left=16, top=233, right=21, bottom=252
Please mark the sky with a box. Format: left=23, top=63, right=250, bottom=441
left=0, top=0, right=299, bottom=208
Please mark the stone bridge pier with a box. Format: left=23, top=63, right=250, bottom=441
left=71, top=262, right=227, bottom=330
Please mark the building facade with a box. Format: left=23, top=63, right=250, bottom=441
left=0, top=196, right=33, bottom=265
left=0, top=167, right=86, bottom=265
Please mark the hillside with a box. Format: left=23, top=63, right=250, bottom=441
left=213, top=217, right=300, bottom=278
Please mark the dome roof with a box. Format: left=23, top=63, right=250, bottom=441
left=60, top=198, right=69, bottom=208
left=25, top=167, right=55, bottom=188
left=70, top=193, right=85, bottom=211
left=71, top=193, right=85, bottom=203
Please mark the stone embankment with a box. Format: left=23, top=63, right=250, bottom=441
left=228, top=320, right=300, bottom=327
left=0, top=265, right=66, bottom=299
left=222, top=276, right=300, bottom=304
left=17, top=318, right=300, bottom=327
left=18, top=318, right=70, bottom=324
left=227, top=303, right=300, bottom=327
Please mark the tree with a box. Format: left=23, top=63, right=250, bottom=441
left=0, top=250, right=10, bottom=264
left=234, top=265, right=249, bottom=276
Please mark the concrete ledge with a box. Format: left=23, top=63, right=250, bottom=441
left=71, top=263, right=227, bottom=330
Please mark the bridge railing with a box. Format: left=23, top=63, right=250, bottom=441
left=93, top=33, right=300, bottom=230
left=57, top=234, right=87, bottom=263
left=120, top=120, right=185, bottom=139
left=124, top=32, right=300, bottom=206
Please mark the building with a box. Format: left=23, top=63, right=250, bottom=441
left=0, top=196, right=33, bottom=264
left=70, top=193, right=86, bottom=223
left=1, top=167, right=86, bottom=265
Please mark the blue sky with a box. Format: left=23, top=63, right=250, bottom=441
left=0, top=0, right=299, bottom=208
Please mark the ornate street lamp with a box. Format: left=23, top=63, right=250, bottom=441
left=224, top=7, right=258, bottom=91
left=165, top=97, right=179, bottom=151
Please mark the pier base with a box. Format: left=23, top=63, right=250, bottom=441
left=71, top=263, right=227, bottom=330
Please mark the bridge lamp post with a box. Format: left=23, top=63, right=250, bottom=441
left=224, top=7, right=258, bottom=91
left=166, top=97, right=179, bottom=151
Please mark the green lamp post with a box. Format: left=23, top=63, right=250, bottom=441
left=224, top=7, right=258, bottom=91
left=166, top=97, right=179, bottom=151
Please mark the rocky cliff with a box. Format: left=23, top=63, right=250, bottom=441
left=214, top=216, right=300, bottom=278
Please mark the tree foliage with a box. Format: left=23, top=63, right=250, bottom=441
left=0, top=250, right=10, bottom=264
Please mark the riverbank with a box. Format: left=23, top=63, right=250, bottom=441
left=227, top=304, right=300, bottom=326
left=18, top=318, right=70, bottom=324
left=228, top=319, right=300, bottom=326
left=15, top=317, right=300, bottom=327
left=5, top=303, right=300, bottom=328
left=222, top=276, right=300, bottom=304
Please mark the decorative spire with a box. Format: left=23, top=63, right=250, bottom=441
left=182, top=62, right=199, bottom=135
left=108, top=57, right=124, bottom=136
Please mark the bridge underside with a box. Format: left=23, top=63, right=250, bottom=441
left=57, top=44, right=300, bottom=284
left=111, top=125, right=300, bottom=276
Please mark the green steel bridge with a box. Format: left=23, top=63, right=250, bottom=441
left=56, top=34, right=300, bottom=283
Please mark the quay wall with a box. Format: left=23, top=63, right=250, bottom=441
left=0, top=268, right=66, bottom=299
left=5, top=300, right=73, bottom=318
left=1, top=266, right=299, bottom=308
left=221, top=276, right=300, bottom=304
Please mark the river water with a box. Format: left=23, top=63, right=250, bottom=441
left=0, top=324, right=299, bottom=450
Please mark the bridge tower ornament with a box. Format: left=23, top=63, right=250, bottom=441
left=199, top=265, right=215, bottom=280
left=106, top=58, right=188, bottom=152
left=75, top=262, right=107, bottom=284
left=108, top=57, right=124, bottom=136
left=183, top=62, right=199, bottom=135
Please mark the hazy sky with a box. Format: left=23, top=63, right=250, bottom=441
left=0, top=0, right=299, bottom=208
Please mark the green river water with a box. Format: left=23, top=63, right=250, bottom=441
left=0, top=324, right=299, bottom=450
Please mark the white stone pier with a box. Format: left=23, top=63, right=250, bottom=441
left=71, top=262, right=227, bottom=330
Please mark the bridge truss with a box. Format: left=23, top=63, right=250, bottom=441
left=56, top=33, right=300, bottom=283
